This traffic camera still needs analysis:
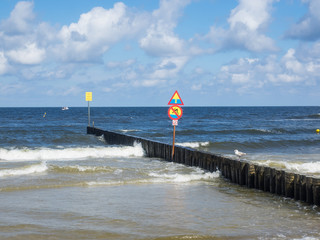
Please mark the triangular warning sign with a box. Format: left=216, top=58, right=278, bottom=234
left=168, top=90, right=184, bottom=105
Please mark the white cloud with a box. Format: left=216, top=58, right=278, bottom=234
left=216, top=44, right=320, bottom=92
left=1, top=1, right=35, bottom=35
left=220, top=58, right=264, bottom=87
left=106, top=59, right=136, bottom=69
left=139, top=28, right=185, bottom=57
left=135, top=79, right=166, bottom=87
left=139, top=0, right=191, bottom=57
left=108, top=56, right=189, bottom=89
left=0, top=1, right=50, bottom=68
left=0, top=52, right=10, bottom=75
left=205, top=0, right=277, bottom=52
left=286, top=0, right=320, bottom=41
left=7, top=43, right=46, bottom=64
left=282, top=49, right=304, bottom=74
left=0, top=0, right=195, bottom=90
left=275, top=74, right=302, bottom=83
left=148, top=56, right=189, bottom=79
left=55, top=3, right=149, bottom=62
left=229, top=0, right=272, bottom=31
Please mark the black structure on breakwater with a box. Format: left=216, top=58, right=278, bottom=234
left=87, top=126, right=320, bottom=206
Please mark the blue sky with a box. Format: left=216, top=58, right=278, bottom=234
left=1, top=0, right=320, bottom=107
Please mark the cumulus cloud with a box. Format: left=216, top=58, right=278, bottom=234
left=0, top=1, right=50, bottom=68
left=1, top=1, right=35, bottom=35
left=7, top=43, right=45, bottom=64
left=216, top=43, right=320, bottom=93
left=147, top=56, right=188, bottom=80
left=286, top=0, right=320, bottom=41
left=139, top=0, right=191, bottom=57
left=55, top=2, right=149, bottom=62
left=110, top=56, right=189, bottom=89
left=205, top=0, right=277, bottom=52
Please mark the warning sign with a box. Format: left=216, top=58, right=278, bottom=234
left=168, top=105, right=183, bottom=120
left=168, top=90, right=184, bottom=105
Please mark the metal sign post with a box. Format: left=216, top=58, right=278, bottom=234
left=88, top=101, right=90, bottom=126
left=86, top=92, right=92, bottom=126
left=172, top=124, right=176, bottom=159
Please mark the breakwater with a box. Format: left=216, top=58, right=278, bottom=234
left=87, top=126, right=320, bottom=206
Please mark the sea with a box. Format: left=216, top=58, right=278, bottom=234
left=0, top=106, right=320, bottom=240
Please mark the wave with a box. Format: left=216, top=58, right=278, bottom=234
left=176, top=128, right=289, bottom=137
left=306, top=113, right=320, bottom=119
left=205, top=138, right=320, bottom=152
left=285, top=113, right=320, bottom=121
left=249, top=155, right=320, bottom=176
left=214, top=128, right=287, bottom=135
left=148, top=168, right=219, bottom=183
left=87, top=168, right=220, bottom=186
left=176, top=141, right=210, bottom=148
left=0, top=162, right=48, bottom=177
left=119, top=129, right=141, bottom=133
left=51, top=165, right=116, bottom=174
left=259, top=160, right=320, bottom=176
left=0, top=143, right=144, bottom=161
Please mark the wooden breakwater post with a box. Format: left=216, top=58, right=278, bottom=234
left=87, top=126, right=320, bottom=206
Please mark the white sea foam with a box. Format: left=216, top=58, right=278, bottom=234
left=86, top=168, right=220, bottom=187
left=0, top=162, right=48, bottom=177
left=120, top=129, right=140, bottom=133
left=66, top=165, right=108, bottom=172
left=114, top=169, right=123, bottom=175
left=97, top=135, right=105, bottom=142
left=256, top=128, right=282, bottom=134
left=176, top=141, right=210, bottom=148
left=293, top=238, right=320, bottom=240
left=266, top=160, right=320, bottom=175
left=249, top=154, right=320, bottom=176
left=148, top=168, right=219, bottom=183
left=0, top=143, right=144, bottom=162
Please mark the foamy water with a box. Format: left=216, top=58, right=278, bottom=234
left=0, top=161, right=48, bottom=177
left=245, top=153, right=320, bottom=177
left=0, top=143, right=144, bottom=162
left=176, top=141, right=210, bottom=148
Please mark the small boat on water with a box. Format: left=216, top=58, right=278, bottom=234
left=62, top=107, right=69, bottom=110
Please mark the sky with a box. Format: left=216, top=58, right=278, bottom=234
left=1, top=0, right=320, bottom=107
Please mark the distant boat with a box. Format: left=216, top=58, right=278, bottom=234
left=62, top=107, right=69, bottom=110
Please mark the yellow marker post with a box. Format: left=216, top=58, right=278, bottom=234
left=86, top=92, right=92, bottom=126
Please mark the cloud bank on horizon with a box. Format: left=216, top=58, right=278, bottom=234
left=1, top=0, right=320, bottom=106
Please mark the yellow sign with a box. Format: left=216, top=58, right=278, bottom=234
left=86, top=92, right=92, bottom=101
left=168, top=105, right=183, bottom=120
left=168, top=90, right=184, bottom=105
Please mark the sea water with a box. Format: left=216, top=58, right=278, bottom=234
left=0, top=107, right=319, bottom=239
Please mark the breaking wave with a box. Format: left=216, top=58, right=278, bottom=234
left=176, top=141, right=210, bottom=148
left=0, top=143, right=144, bottom=162
left=0, top=162, right=48, bottom=177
